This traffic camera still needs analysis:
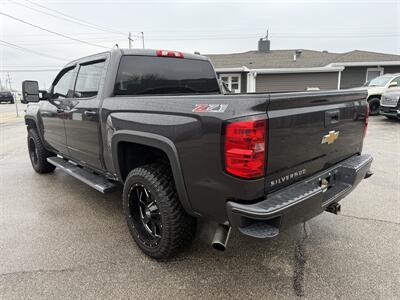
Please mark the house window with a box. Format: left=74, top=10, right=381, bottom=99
left=219, top=74, right=241, bottom=93
left=366, top=67, right=384, bottom=82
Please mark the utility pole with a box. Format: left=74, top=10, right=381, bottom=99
left=6, top=73, right=18, bottom=117
left=141, top=32, right=145, bottom=49
left=128, top=32, right=132, bottom=49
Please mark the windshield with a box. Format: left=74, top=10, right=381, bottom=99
left=114, top=55, right=220, bottom=95
left=367, top=76, right=392, bottom=87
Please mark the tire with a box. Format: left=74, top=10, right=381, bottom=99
left=368, top=97, right=380, bottom=116
left=27, top=129, right=56, bottom=173
left=123, top=163, right=196, bottom=259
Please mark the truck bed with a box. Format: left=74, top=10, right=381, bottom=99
left=102, top=89, right=368, bottom=222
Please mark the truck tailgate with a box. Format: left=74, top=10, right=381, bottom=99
left=265, top=90, right=368, bottom=193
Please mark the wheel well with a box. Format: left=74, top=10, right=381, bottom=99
left=26, top=119, right=37, bottom=130
left=117, top=142, right=170, bottom=181
left=367, top=95, right=381, bottom=102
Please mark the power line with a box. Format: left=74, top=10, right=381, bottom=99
left=1, top=65, right=63, bottom=67
left=8, top=0, right=126, bottom=36
left=5, top=32, right=399, bottom=46
left=3, top=25, right=398, bottom=41
left=0, top=69, right=60, bottom=72
left=155, top=35, right=399, bottom=40
left=23, top=0, right=127, bottom=36
left=3, top=37, right=127, bottom=45
left=128, top=31, right=145, bottom=48
left=270, top=33, right=400, bottom=38
left=143, top=31, right=400, bottom=39
left=174, top=32, right=400, bottom=40
left=5, top=32, right=123, bottom=37
left=0, top=12, right=111, bottom=49
left=5, top=27, right=395, bottom=38
left=0, top=39, right=67, bottom=61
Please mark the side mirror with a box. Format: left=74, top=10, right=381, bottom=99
left=22, top=80, right=40, bottom=103
left=388, top=81, right=398, bottom=88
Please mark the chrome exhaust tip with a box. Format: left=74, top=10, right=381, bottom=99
left=212, top=224, right=232, bottom=251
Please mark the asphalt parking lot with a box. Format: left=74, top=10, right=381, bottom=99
left=0, top=102, right=25, bottom=124
left=0, top=103, right=399, bottom=299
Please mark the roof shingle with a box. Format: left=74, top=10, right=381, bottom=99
left=207, top=49, right=400, bottom=69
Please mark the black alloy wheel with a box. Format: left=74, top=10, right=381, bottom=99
left=28, top=136, right=39, bottom=166
left=122, top=164, right=197, bottom=259
left=27, top=129, right=56, bottom=173
left=128, top=183, right=162, bottom=247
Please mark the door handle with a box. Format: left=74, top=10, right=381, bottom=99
left=325, top=110, right=340, bottom=126
left=84, top=110, right=97, bottom=117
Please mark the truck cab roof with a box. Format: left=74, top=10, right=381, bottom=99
left=64, top=48, right=209, bottom=69
left=119, top=48, right=209, bottom=61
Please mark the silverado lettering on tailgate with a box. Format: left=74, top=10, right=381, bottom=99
left=270, top=169, right=307, bottom=187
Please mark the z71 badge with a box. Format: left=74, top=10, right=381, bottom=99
left=192, top=104, right=228, bottom=113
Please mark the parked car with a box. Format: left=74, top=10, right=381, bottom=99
left=0, top=91, right=14, bottom=104
left=22, top=49, right=373, bottom=259
left=380, top=89, right=400, bottom=119
left=357, top=73, right=400, bottom=116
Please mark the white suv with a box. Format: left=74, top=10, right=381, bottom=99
left=362, top=74, right=400, bottom=115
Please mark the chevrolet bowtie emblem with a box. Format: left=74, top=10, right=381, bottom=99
left=321, top=130, right=339, bottom=144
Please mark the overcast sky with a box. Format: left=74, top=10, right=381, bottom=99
left=1, top=0, right=399, bottom=90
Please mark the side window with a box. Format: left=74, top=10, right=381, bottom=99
left=52, top=67, right=75, bottom=99
left=74, top=60, right=105, bottom=98
left=391, top=76, right=400, bottom=87
left=366, top=68, right=383, bottom=82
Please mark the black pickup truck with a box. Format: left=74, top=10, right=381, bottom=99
left=22, top=49, right=373, bottom=259
left=0, top=91, right=14, bottom=104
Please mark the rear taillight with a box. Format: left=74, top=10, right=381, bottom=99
left=156, top=50, right=184, bottom=58
left=224, top=118, right=267, bottom=179
left=364, top=104, right=369, bottom=138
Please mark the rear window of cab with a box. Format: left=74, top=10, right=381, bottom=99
left=114, top=55, right=220, bottom=96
